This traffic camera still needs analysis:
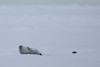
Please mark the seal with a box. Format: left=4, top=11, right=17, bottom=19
left=19, top=45, right=42, bottom=56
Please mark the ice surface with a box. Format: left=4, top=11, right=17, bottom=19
left=0, top=5, right=100, bottom=67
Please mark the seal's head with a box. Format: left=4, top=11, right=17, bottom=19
left=19, top=45, right=23, bottom=49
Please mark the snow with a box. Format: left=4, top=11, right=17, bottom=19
left=0, top=5, right=100, bottom=67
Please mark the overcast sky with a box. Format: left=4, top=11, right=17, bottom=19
left=0, top=0, right=100, bottom=5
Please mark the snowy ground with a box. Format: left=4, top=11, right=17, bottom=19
left=0, top=5, right=100, bottom=67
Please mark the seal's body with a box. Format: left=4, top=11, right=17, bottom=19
left=19, top=45, right=42, bottom=56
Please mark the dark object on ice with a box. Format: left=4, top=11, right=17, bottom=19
left=72, top=51, right=77, bottom=54
left=40, top=53, right=42, bottom=56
